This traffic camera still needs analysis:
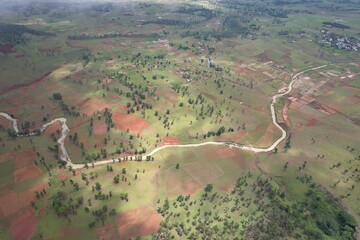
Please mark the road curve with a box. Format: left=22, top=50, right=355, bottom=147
left=0, top=65, right=326, bottom=169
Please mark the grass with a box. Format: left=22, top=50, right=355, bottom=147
left=0, top=0, right=359, bottom=239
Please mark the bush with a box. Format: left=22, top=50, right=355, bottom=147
left=52, top=93, right=63, bottom=101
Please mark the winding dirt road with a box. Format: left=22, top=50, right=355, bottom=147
left=0, top=65, right=326, bottom=169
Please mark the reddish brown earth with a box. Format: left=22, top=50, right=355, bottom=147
left=14, top=150, right=42, bottom=183
left=0, top=152, right=16, bottom=163
left=93, top=120, right=107, bottom=135
left=78, top=98, right=111, bottom=115
left=78, top=134, right=91, bottom=150
left=96, top=220, right=119, bottom=240
left=117, top=206, right=161, bottom=240
left=0, top=117, right=13, bottom=129
left=0, top=72, right=50, bottom=96
left=0, top=184, right=47, bottom=217
left=157, top=88, right=179, bottom=104
left=113, top=112, right=150, bottom=133
left=346, top=95, right=360, bottom=104
left=9, top=207, right=39, bottom=240
left=231, top=152, right=256, bottom=171
left=43, top=121, right=62, bottom=136
left=205, top=146, right=238, bottom=161
left=166, top=174, right=202, bottom=197
left=160, top=136, right=180, bottom=146
left=14, top=166, right=42, bottom=183
left=57, top=172, right=68, bottom=181
left=0, top=44, right=15, bottom=55
left=15, top=150, right=37, bottom=171
left=306, top=118, right=317, bottom=127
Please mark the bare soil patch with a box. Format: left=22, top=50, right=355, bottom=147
left=113, top=112, right=150, bottom=133
left=157, top=88, right=179, bottom=104
left=160, top=136, right=180, bottom=146
left=15, top=150, right=37, bottom=171
left=93, top=120, right=107, bottom=136
left=14, top=166, right=42, bottom=183
left=0, top=152, right=16, bottom=163
left=9, top=207, right=38, bottom=240
left=96, top=219, right=119, bottom=240
left=0, top=184, right=47, bottom=217
left=13, top=150, right=42, bottom=183
left=205, top=146, right=238, bottom=161
left=306, top=118, right=317, bottom=127
left=0, top=44, right=15, bottom=55
left=166, top=173, right=202, bottom=197
left=0, top=117, right=13, bottom=129
left=117, top=206, right=161, bottom=239
left=43, top=121, right=61, bottom=136
left=0, top=72, right=50, bottom=96
left=79, top=98, right=110, bottom=115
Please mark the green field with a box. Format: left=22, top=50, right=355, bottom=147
left=0, top=0, right=359, bottom=239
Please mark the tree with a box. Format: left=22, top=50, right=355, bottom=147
left=205, top=184, right=213, bottom=193
left=176, top=163, right=180, bottom=169
left=113, top=175, right=120, bottom=184
left=109, top=209, right=116, bottom=216
left=52, top=93, right=63, bottom=101
left=94, top=182, right=102, bottom=191
left=73, top=183, right=80, bottom=191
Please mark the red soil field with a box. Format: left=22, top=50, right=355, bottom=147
left=78, top=134, right=90, bottom=150
left=0, top=72, right=50, bottom=96
left=113, top=112, right=150, bottom=133
left=57, top=172, right=68, bottom=181
left=306, top=118, right=317, bottom=127
left=96, top=220, right=119, bottom=240
left=15, top=150, right=37, bottom=171
left=14, top=166, right=42, bottom=183
left=0, top=184, right=47, bottom=217
left=346, top=95, right=360, bottom=104
left=9, top=207, right=39, bottom=240
left=14, top=150, right=42, bottom=182
left=0, top=117, right=13, bottom=129
left=160, top=136, right=180, bottom=146
left=0, top=152, right=16, bottom=163
left=166, top=174, right=202, bottom=197
left=0, top=44, right=15, bottom=54
left=78, top=98, right=110, bottom=115
left=5, top=97, right=35, bottom=106
left=219, top=183, right=234, bottom=193
left=205, top=146, right=238, bottom=161
left=231, top=152, right=257, bottom=172
left=43, top=121, right=62, bottom=136
left=93, top=120, right=107, bottom=135
left=117, top=206, right=161, bottom=240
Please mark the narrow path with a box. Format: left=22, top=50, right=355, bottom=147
left=0, top=65, right=326, bottom=169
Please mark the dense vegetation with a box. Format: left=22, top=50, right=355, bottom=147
left=154, top=173, right=357, bottom=239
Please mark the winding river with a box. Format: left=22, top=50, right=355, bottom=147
left=0, top=65, right=326, bottom=169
